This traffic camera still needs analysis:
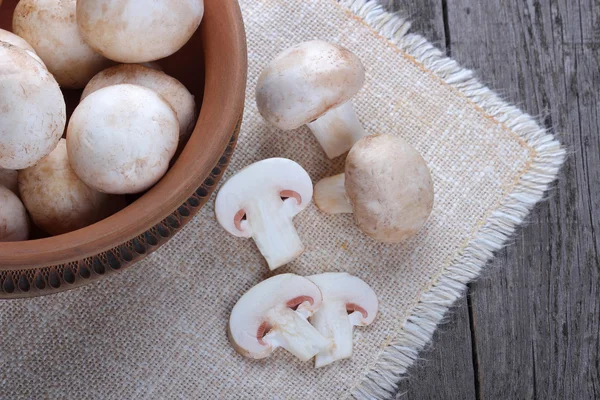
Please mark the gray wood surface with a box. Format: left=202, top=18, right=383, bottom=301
left=379, top=0, right=600, bottom=399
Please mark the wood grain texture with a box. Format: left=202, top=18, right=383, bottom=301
left=395, top=299, right=477, bottom=400
left=379, top=1, right=478, bottom=399
left=384, top=0, right=600, bottom=398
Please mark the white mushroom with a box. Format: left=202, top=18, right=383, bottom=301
left=215, top=158, right=313, bottom=270
left=82, top=64, right=196, bottom=145
left=0, top=168, right=18, bottom=195
left=0, top=185, right=29, bottom=242
left=256, top=40, right=367, bottom=159
left=228, top=274, right=330, bottom=361
left=0, top=28, right=44, bottom=66
left=67, top=84, right=179, bottom=195
left=13, top=0, right=112, bottom=89
left=19, top=139, right=126, bottom=236
left=307, top=273, right=378, bottom=368
left=76, top=0, right=205, bottom=63
left=0, top=43, right=65, bottom=170
left=314, top=134, right=434, bottom=243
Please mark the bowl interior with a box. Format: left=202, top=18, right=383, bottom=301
left=0, top=0, right=246, bottom=268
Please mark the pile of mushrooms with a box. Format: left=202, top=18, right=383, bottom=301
left=0, top=0, right=202, bottom=241
left=222, top=40, right=436, bottom=365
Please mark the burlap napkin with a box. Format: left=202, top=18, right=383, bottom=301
left=0, top=1, right=564, bottom=399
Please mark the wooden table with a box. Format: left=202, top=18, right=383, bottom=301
left=379, top=1, right=600, bottom=399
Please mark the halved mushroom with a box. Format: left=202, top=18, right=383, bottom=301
left=76, top=0, right=204, bottom=63
left=13, top=0, right=112, bottom=89
left=307, top=273, right=378, bottom=368
left=0, top=29, right=44, bottom=66
left=228, top=274, right=330, bottom=361
left=0, top=185, right=29, bottom=242
left=315, top=134, right=434, bottom=243
left=256, top=40, right=367, bottom=159
left=215, top=158, right=313, bottom=270
left=82, top=64, right=196, bottom=146
left=0, top=43, right=65, bottom=170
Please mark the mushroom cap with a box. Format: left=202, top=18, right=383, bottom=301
left=228, top=274, right=324, bottom=359
left=215, top=158, right=313, bottom=238
left=0, top=168, right=18, bottom=195
left=0, top=29, right=45, bottom=66
left=256, top=40, right=365, bottom=130
left=66, top=84, right=179, bottom=195
left=76, top=0, right=205, bottom=63
left=13, top=0, right=112, bottom=89
left=19, top=139, right=126, bottom=236
left=82, top=64, right=196, bottom=143
left=345, top=134, right=434, bottom=243
left=0, top=185, right=29, bottom=242
left=308, top=273, right=378, bottom=326
left=0, top=43, right=65, bottom=170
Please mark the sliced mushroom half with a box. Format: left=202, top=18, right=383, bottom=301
left=308, top=273, right=378, bottom=368
left=228, top=274, right=330, bottom=362
left=215, top=158, right=313, bottom=270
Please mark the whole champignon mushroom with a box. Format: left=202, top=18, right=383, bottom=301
left=215, top=158, right=313, bottom=270
left=307, top=273, right=378, bottom=368
left=0, top=168, right=18, bottom=195
left=76, top=0, right=204, bottom=63
left=228, top=274, right=330, bottom=361
left=0, top=185, right=29, bottom=242
left=0, top=43, right=65, bottom=170
left=82, top=64, right=196, bottom=145
left=256, top=40, right=367, bottom=159
left=13, top=0, right=112, bottom=89
left=0, top=29, right=45, bottom=66
left=314, top=134, right=434, bottom=243
left=67, top=84, right=179, bottom=195
left=19, top=139, right=126, bottom=236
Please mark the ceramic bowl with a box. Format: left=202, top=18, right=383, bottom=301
left=0, top=0, right=247, bottom=298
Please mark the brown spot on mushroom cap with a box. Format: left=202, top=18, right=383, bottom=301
left=18, top=139, right=126, bottom=236
left=256, top=40, right=365, bottom=130
left=345, top=134, right=434, bottom=243
left=13, top=0, right=113, bottom=89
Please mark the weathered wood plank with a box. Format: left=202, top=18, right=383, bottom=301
left=395, top=299, right=477, bottom=400
left=377, top=2, right=478, bottom=399
left=446, top=0, right=600, bottom=398
left=379, top=0, right=447, bottom=49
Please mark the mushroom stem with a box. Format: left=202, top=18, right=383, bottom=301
left=246, top=196, right=306, bottom=270
left=264, top=306, right=331, bottom=362
left=314, top=173, right=353, bottom=214
left=310, top=301, right=354, bottom=368
left=306, top=102, right=367, bottom=159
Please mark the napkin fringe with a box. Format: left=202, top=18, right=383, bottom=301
left=337, top=1, right=566, bottom=399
